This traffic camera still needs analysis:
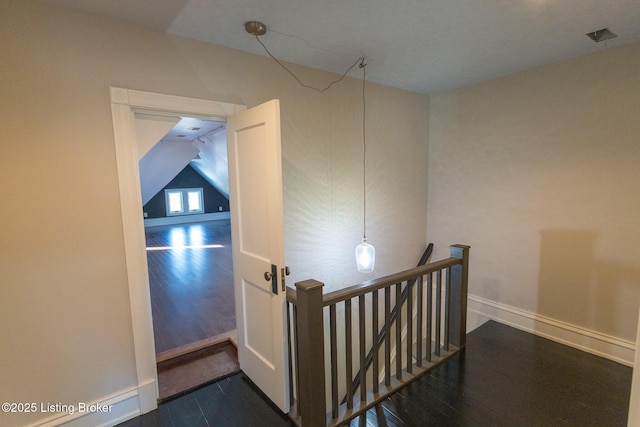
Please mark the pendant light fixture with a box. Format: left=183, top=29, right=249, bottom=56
left=355, top=59, right=375, bottom=273
left=244, top=21, right=374, bottom=271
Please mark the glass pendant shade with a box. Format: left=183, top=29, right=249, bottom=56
left=355, top=238, right=375, bottom=272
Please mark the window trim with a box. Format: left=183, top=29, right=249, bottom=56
left=164, top=188, right=204, bottom=216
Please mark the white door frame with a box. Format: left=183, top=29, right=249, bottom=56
left=109, top=87, right=246, bottom=414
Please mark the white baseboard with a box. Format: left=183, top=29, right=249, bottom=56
left=467, top=294, right=636, bottom=366
left=136, top=378, right=158, bottom=416
left=144, top=211, right=230, bottom=227
left=26, top=383, right=150, bottom=427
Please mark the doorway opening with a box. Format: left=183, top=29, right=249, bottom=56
left=110, top=87, right=248, bottom=411
left=135, top=113, right=239, bottom=399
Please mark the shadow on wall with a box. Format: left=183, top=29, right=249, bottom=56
left=538, top=229, right=640, bottom=340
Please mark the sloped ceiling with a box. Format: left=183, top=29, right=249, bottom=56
left=190, top=127, right=230, bottom=198
left=41, top=0, right=640, bottom=94
left=136, top=115, right=227, bottom=206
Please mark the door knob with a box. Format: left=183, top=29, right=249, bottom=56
left=264, top=271, right=273, bottom=281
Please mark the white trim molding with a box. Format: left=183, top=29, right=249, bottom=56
left=109, top=87, right=246, bottom=421
left=467, top=294, right=636, bottom=366
left=627, top=304, right=640, bottom=425
left=144, top=211, right=230, bottom=228
left=26, top=386, right=140, bottom=427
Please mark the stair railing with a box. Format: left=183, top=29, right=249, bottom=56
left=286, top=244, right=469, bottom=427
left=342, top=243, right=433, bottom=404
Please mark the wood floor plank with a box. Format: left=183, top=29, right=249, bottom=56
left=145, top=220, right=236, bottom=353
left=118, top=320, right=632, bottom=427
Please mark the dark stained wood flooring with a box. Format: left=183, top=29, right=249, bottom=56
left=349, top=321, right=632, bottom=426
left=119, top=373, right=295, bottom=427
left=145, top=220, right=235, bottom=353
left=118, top=320, right=632, bottom=427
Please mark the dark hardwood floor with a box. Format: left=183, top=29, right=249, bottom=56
left=350, top=321, right=632, bottom=427
left=118, top=373, right=295, bottom=427
left=118, top=320, right=632, bottom=427
left=145, top=220, right=235, bottom=353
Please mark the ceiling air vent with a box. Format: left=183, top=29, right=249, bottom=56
left=586, top=28, right=617, bottom=43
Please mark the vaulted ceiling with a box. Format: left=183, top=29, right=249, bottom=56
left=42, top=0, right=640, bottom=94
left=135, top=114, right=228, bottom=207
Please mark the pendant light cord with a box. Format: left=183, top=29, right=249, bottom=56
left=360, top=59, right=367, bottom=240
left=252, top=31, right=369, bottom=241
left=255, top=35, right=363, bottom=93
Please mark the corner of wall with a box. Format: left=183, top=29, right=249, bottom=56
left=467, top=295, right=635, bottom=366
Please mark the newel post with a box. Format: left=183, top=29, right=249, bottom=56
left=295, top=279, right=326, bottom=426
left=448, top=245, right=470, bottom=349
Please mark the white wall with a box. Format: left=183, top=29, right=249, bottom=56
left=0, top=1, right=429, bottom=425
left=427, top=41, right=640, bottom=362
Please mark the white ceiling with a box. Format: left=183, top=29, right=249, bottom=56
left=135, top=115, right=228, bottom=204
left=43, top=0, right=640, bottom=93
left=161, top=116, right=225, bottom=143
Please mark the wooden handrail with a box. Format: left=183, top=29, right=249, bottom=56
left=286, top=286, right=297, bottom=304
left=286, top=244, right=440, bottom=309
left=322, top=256, right=460, bottom=307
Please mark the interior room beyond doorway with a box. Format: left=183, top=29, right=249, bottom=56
left=145, top=219, right=235, bottom=354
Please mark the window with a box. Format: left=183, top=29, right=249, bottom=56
left=187, top=190, right=202, bottom=212
left=165, top=188, right=204, bottom=216
left=167, top=191, right=183, bottom=214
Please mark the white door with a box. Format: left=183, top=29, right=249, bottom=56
left=227, top=99, right=289, bottom=412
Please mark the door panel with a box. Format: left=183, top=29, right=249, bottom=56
left=235, top=124, right=270, bottom=259
left=243, top=278, right=275, bottom=366
left=227, top=99, right=289, bottom=412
